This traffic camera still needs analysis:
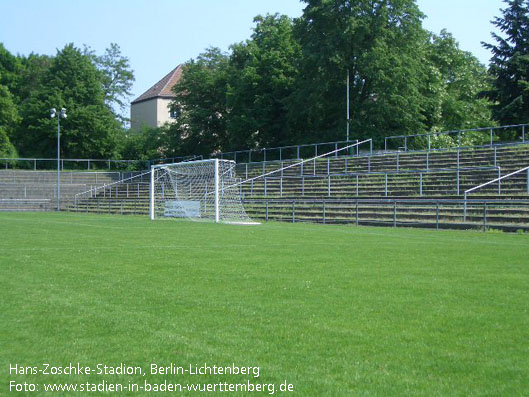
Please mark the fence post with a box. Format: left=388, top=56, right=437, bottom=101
left=490, top=128, right=493, bottom=146
left=335, top=143, right=338, bottom=157
left=498, top=167, right=501, bottom=195
left=368, top=156, right=371, bottom=172
left=385, top=173, right=388, bottom=197
left=370, top=139, right=373, bottom=156
left=436, top=202, right=440, bottom=230
left=428, top=135, right=431, bottom=152
left=296, top=146, right=300, bottom=159
left=426, top=152, right=429, bottom=170
left=266, top=200, right=268, bottom=222
left=464, top=193, right=467, bottom=222
left=264, top=178, right=267, bottom=196
left=404, top=136, right=408, bottom=152
left=483, top=202, right=487, bottom=231
left=313, top=158, right=316, bottom=176
left=280, top=178, right=283, bottom=197
left=301, top=161, right=304, bottom=176
left=34, top=159, right=37, bottom=170
left=356, top=200, right=359, bottom=226
left=420, top=172, right=423, bottom=197
left=396, top=152, right=399, bottom=171
left=327, top=158, right=330, bottom=175
left=494, top=146, right=497, bottom=167
left=328, top=176, right=331, bottom=197
left=245, top=163, right=248, bottom=180
left=457, top=168, right=460, bottom=196
left=263, top=149, right=266, bottom=162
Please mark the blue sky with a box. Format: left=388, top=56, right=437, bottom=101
left=0, top=0, right=504, bottom=104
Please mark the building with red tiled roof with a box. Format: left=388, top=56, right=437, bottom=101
left=130, top=65, right=183, bottom=130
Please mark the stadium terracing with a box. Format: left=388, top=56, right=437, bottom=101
left=2, top=124, right=529, bottom=232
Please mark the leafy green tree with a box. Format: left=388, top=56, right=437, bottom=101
left=290, top=0, right=429, bottom=145
left=425, top=30, right=493, bottom=132
left=93, top=43, right=135, bottom=124
left=226, top=14, right=301, bottom=150
left=15, top=44, right=121, bottom=158
left=0, top=84, right=19, bottom=157
left=170, top=47, right=230, bottom=156
left=483, top=0, right=529, bottom=124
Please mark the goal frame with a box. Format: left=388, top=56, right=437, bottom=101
left=150, top=158, right=233, bottom=223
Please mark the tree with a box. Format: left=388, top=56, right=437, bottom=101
left=424, top=30, right=493, bottom=133
left=14, top=44, right=121, bottom=159
left=170, top=47, right=230, bottom=156
left=483, top=0, right=529, bottom=124
left=226, top=14, right=301, bottom=150
left=93, top=43, right=135, bottom=124
left=0, top=84, right=19, bottom=157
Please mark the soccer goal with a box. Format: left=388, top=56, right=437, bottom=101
left=150, top=159, right=257, bottom=224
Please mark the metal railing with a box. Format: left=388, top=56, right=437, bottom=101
left=74, top=170, right=152, bottom=205
left=464, top=165, right=529, bottom=220
left=211, top=139, right=364, bottom=163
left=384, top=124, right=528, bottom=152
left=243, top=198, right=529, bottom=232
left=241, top=166, right=499, bottom=199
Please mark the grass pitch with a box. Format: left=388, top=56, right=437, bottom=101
left=1, top=212, right=528, bottom=395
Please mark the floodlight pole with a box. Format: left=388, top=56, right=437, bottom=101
left=57, top=114, right=61, bottom=211
left=346, top=68, right=350, bottom=142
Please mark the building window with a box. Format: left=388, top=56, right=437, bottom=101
left=170, top=108, right=181, bottom=119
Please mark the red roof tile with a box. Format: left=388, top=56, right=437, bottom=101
left=131, top=65, right=183, bottom=104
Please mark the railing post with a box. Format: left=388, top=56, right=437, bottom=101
left=264, top=178, right=267, bottom=196
left=464, top=193, right=467, bottom=222
left=327, top=157, right=330, bottom=175
left=263, top=149, right=266, bottom=162
left=265, top=200, right=269, bottom=221
left=498, top=167, right=501, bottom=195
left=393, top=201, right=397, bottom=227
left=245, top=163, right=248, bottom=180
left=368, top=157, right=371, bottom=172
left=457, top=168, right=460, bottom=196
left=296, top=146, right=300, bottom=159
left=404, top=136, right=408, bottom=152
left=428, top=135, right=431, bottom=152
left=426, top=152, right=429, bottom=170
left=396, top=152, right=399, bottom=171
left=302, top=176, right=305, bottom=197
left=334, top=143, right=338, bottom=157
left=370, top=139, right=373, bottom=156
left=280, top=161, right=284, bottom=177
left=483, top=202, right=487, bottom=231
left=280, top=177, right=283, bottom=197
left=34, top=159, right=36, bottom=170
left=328, top=175, right=331, bottom=197
left=420, top=172, right=423, bottom=197
left=385, top=173, right=388, bottom=197
left=490, top=128, right=493, bottom=146
left=436, top=202, right=440, bottom=230
left=457, top=132, right=461, bottom=148
left=279, top=148, right=282, bottom=161
left=292, top=201, right=295, bottom=223
left=494, top=146, right=497, bottom=167
left=313, top=158, right=316, bottom=176
left=356, top=199, right=359, bottom=226
left=356, top=175, right=359, bottom=196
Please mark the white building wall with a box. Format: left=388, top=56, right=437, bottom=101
left=130, top=99, right=158, bottom=131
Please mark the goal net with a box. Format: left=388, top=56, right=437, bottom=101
left=150, top=159, right=256, bottom=224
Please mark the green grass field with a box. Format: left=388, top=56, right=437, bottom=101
left=1, top=212, right=528, bottom=396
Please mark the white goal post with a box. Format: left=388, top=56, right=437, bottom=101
left=150, top=159, right=256, bottom=224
